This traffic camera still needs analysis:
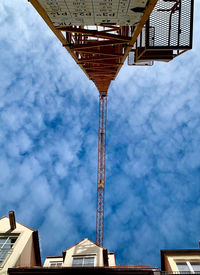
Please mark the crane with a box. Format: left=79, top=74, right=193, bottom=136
left=28, top=0, right=193, bottom=247
left=96, top=91, right=107, bottom=247
left=51, top=24, right=136, bottom=247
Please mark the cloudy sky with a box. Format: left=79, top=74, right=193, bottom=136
left=0, top=0, right=200, bottom=268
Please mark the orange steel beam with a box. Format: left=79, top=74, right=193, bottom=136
left=84, top=62, right=121, bottom=66
left=78, top=56, right=121, bottom=63
left=74, top=50, right=124, bottom=57
left=64, top=25, right=126, bottom=92
left=72, top=40, right=129, bottom=50
left=57, top=26, right=131, bottom=42
left=84, top=66, right=118, bottom=70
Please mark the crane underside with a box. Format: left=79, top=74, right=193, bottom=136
left=56, top=25, right=132, bottom=93
left=29, top=0, right=193, bottom=247
left=29, top=0, right=157, bottom=93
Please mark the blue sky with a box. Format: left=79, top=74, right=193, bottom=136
left=0, top=0, right=200, bottom=268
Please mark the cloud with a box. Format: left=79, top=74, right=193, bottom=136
left=0, top=0, right=200, bottom=269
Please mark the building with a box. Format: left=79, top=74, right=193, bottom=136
left=1, top=212, right=200, bottom=275
left=0, top=212, right=41, bottom=275
left=43, top=238, right=116, bottom=268
left=161, top=249, right=200, bottom=273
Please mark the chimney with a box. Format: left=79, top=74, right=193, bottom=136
left=9, top=211, right=16, bottom=231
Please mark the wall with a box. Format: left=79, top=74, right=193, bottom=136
left=0, top=217, right=37, bottom=275
left=166, top=254, right=200, bottom=272
left=43, top=257, right=63, bottom=267
left=63, top=238, right=104, bottom=267
left=108, top=253, right=116, bottom=267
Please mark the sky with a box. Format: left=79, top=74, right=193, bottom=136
left=0, top=0, right=200, bottom=268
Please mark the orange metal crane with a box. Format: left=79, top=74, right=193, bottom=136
left=53, top=24, right=136, bottom=246
left=96, top=91, right=107, bottom=246
left=28, top=0, right=158, bottom=247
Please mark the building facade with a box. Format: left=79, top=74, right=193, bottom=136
left=161, top=250, right=200, bottom=273
left=43, top=238, right=116, bottom=268
left=1, top=212, right=200, bottom=275
left=0, top=212, right=41, bottom=275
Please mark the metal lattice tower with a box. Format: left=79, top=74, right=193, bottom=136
left=96, top=92, right=107, bottom=246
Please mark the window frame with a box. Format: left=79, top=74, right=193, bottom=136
left=72, top=255, right=96, bottom=267
left=49, top=261, right=63, bottom=267
left=0, top=234, right=18, bottom=268
left=176, top=261, right=200, bottom=273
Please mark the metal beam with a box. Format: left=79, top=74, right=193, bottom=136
left=72, top=40, right=128, bottom=50
left=56, top=26, right=131, bottom=42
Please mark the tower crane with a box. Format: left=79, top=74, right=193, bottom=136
left=96, top=91, right=107, bottom=247
left=29, top=0, right=193, bottom=247
left=28, top=0, right=160, bottom=247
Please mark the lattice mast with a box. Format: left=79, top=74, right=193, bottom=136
left=96, top=91, right=107, bottom=246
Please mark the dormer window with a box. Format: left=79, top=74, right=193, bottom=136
left=49, top=261, right=63, bottom=267
left=0, top=235, right=18, bottom=267
left=72, top=256, right=95, bottom=267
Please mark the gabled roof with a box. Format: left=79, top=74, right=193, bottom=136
left=0, top=216, right=41, bottom=266
left=62, top=238, right=105, bottom=263
left=0, top=216, right=35, bottom=232
left=63, top=238, right=104, bottom=252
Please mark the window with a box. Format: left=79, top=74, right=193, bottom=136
left=72, top=256, right=95, bottom=267
left=176, top=262, right=200, bottom=273
left=0, top=235, right=18, bottom=267
left=50, top=261, right=63, bottom=267
left=176, top=263, right=190, bottom=273
left=190, top=263, right=200, bottom=274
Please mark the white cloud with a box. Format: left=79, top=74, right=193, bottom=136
left=0, top=0, right=200, bottom=268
